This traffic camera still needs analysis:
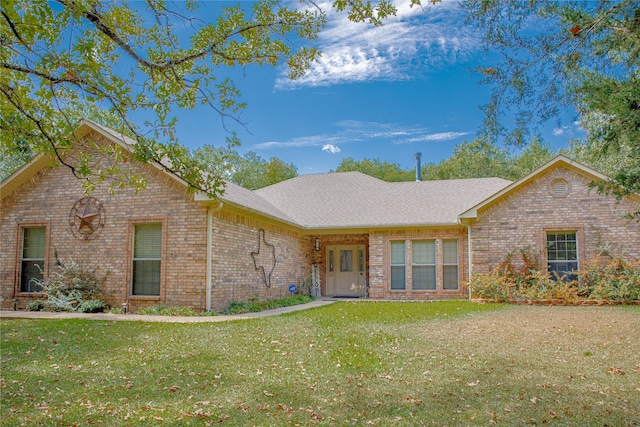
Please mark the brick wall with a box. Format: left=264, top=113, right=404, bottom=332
left=209, top=210, right=312, bottom=312
left=1, top=131, right=313, bottom=312
left=470, top=164, right=640, bottom=275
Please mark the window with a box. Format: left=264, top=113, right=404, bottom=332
left=20, top=227, right=46, bottom=293
left=412, top=240, right=436, bottom=290
left=132, top=223, right=162, bottom=296
left=340, top=250, right=353, bottom=272
left=547, top=232, right=577, bottom=281
left=390, top=240, right=406, bottom=290
left=443, top=240, right=458, bottom=290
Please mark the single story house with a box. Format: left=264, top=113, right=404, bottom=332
left=2, top=120, right=639, bottom=312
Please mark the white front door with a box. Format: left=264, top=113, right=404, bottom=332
left=326, top=245, right=365, bottom=297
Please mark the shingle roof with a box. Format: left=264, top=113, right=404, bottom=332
left=219, top=181, right=299, bottom=225
left=255, top=172, right=511, bottom=228
left=2, top=120, right=512, bottom=229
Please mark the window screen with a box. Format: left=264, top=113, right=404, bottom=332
left=412, top=240, right=436, bottom=290
left=443, top=240, right=458, bottom=290
left=390, top=241, right=406, bottom=290
left=20, top=227, right=45, bottom=292
left=132, top=223, right=162, bottom=296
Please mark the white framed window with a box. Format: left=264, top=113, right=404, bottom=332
left=443, top=240, right=458, bottom=290
left=132, top=223, right=162, bottom=296
left=547, top=232, right=578, bottom=281
left=390, top=240, right=406, bottom=290
left=412, top=240, right=436, bottom=290
left=20, top=226, right=46, bottom=293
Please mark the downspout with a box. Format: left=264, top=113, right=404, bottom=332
left=206, top=201, right=224, bottom=312
left=458, top=218, right=472, bottom=301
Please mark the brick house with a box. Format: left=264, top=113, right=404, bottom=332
left=2, top=120, right=639, bottom=311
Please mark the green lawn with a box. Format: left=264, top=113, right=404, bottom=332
left=1, top=301, right=639, bottom=426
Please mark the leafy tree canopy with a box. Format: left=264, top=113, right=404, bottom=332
left=464, top=0, right=639, bottom=216
left=333, top=157, right=414, bottom=182
left=333, top=138, right=555, bottom=182
left=1, top=0, right=411, bottom=197
left=194, top=145, right=297, bottom=190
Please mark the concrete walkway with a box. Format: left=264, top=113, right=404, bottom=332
left=0, top=298, right=338, bottom=323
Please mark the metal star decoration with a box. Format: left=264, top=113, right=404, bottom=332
left=69, top=196, right=106, bottom=240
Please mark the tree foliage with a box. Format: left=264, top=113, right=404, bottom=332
left=194, top=145, right=297, bottom=190
left=333, top=157, right=414, bottom=181
left=333, top=139, right=555, bottom=182
left=464, top=0, right=640, bottom=216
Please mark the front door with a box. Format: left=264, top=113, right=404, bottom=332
left=326, top=245, right=365, bottom=297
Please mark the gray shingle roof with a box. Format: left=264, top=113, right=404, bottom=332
left=254, top=172, right=511, bottom=228
left=71, top=120, right=513, bottom=229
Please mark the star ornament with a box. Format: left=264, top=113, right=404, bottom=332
left=69, top=197, right=106, bottom=240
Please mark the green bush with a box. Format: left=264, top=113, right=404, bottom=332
left=77, top=299, right=107, bottom=313
left=25, top=299, right=46, bottom=311
left=137, top=305, right=198, bottom=316
left=224, top=295, right=314, bottom=315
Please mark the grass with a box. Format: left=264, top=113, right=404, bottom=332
left=1, top=301, right=639, bottom=426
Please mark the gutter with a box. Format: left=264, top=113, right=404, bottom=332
left=458, top=218, right=473, bottom=301
left=206, top=201, right=224, bottom=311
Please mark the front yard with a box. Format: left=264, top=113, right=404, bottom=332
left=1, top=301, right=639, bottom=426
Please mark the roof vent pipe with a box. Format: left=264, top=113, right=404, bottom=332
left=414, top=152, right=422, bottom=182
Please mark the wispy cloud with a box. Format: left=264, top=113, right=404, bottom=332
left=252, top=120, right=470, bottom=151
left=322, top=144, right=342, bottom=153
left=276, top=0, right=479, bottom=89
left=400, top=131, right=472, bottom=143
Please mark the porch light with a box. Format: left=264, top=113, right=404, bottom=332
left=315, top=238, right=320, bottom=251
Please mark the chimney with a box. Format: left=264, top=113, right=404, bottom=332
left=414, top=152, right=422, bottom=181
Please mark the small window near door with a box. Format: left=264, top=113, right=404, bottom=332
left=329, top=250, right=334, bottom=272
left=340, top=250, right=353, bottom=272
left=390, top=240, right=406, bottom=290
left=412, top=240, right=436, bottom=290
left=443, top=240, right=459, bottom=290
left=20, top=226, right=46, bottom=293
left=132, top=223, right=162, bottom=296
left=547, top=232, right=577, bottom=281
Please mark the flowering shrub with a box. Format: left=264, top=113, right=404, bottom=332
left=469, top=248, right=640, bottom=303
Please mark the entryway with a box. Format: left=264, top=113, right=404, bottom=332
left=325, top=245, right=366, bottom=297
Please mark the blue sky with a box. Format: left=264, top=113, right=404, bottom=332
left=173, top=0, right=583, bottom=174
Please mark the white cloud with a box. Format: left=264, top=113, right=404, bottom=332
left=276, top=0, right=480, bottom=89
left=400, top=131, right=472, bottom=143
left=252, top=119, right=469, bottom=150
left=322, top=144, right=342, bottom=153
left=552, top=127, right=567, bottom=136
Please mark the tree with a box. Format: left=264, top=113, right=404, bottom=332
left=333, top=157, right=414, bottom=182
left=422, top=138, right=554, bottom=181
left=1, top=0, right=409, bottom=197
left=464, top=0, right=639, bottom=217
left=194, top=145, right=297, bottom=190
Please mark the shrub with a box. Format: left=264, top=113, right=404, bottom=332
left=109, top=307, right=124, bottom=315
left=33, top=257, right=108, bottom=312
left=469, top=248, right=640, bottom=303
left=579, top=256, right=640, bottom=302
left=224, top=295, right=314, bottom=315
left=77, top=299, right=107, bottom=313
left=26, top=299, right=45, bottom=311
left=137, top=305, right=198, bottom=316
